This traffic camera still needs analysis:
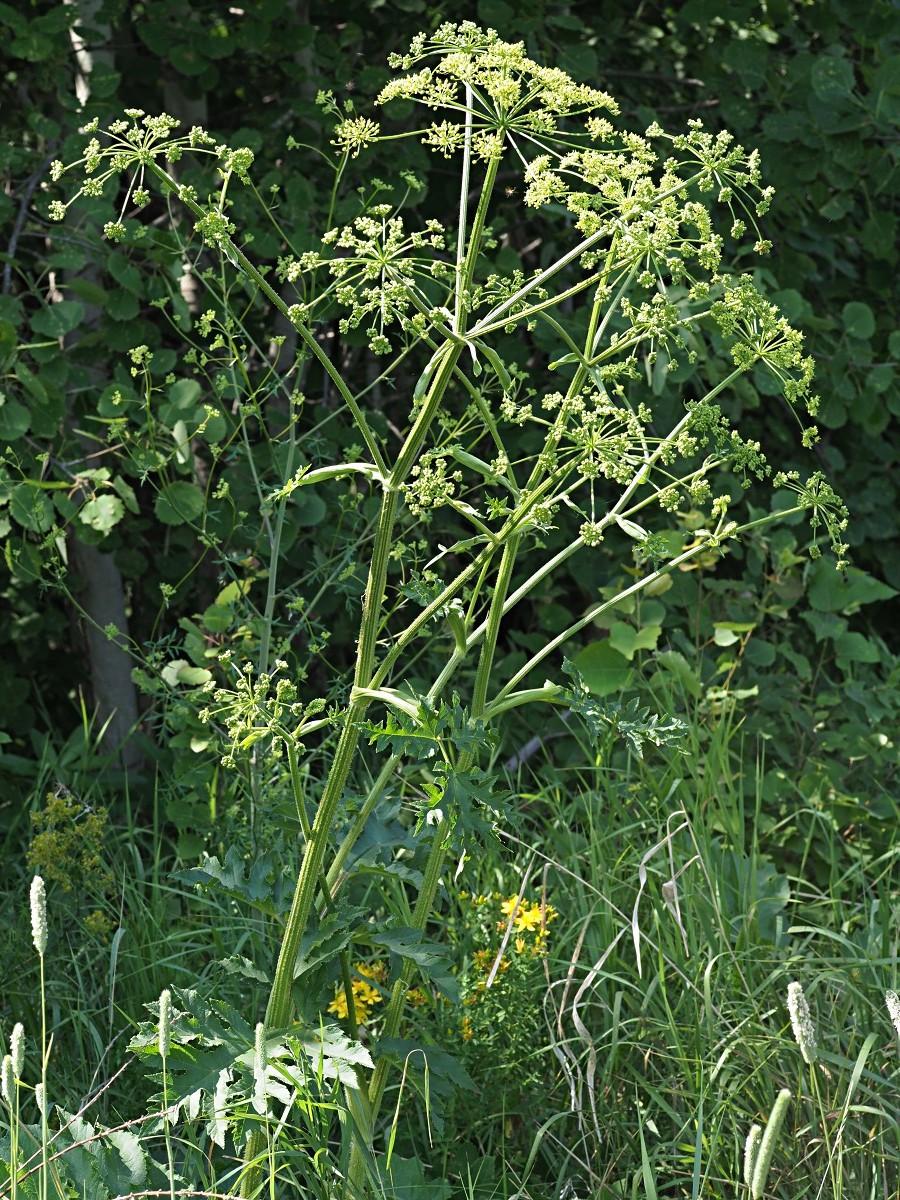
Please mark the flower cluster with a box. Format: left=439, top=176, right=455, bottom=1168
left=327, top=961, right=388, bottom=1024
left=277, top=208, right=449, bottom=355
left=47, top=110, right=250, bottom=248
left=455, top=890, right=557, bottom=1104
left=379, top=23, right=618, bottom=163
left=196, top=656, right=325, bottom=768
left=27, top=788, right=116, bottom=941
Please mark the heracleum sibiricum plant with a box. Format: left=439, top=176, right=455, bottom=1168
left=47, top=22, right=848, bottom=1198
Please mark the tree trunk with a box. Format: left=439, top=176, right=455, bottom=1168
left=63, top=0, right=144, bottom=771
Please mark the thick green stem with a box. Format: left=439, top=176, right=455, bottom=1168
left=360, top=534, right=522, bottom=1168
left=241, top=343, right=463, bottom=1196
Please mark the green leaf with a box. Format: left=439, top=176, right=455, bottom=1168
left=368, top=929, right=459, bottom=1002
left=290, top=490, right=326, bottom=526
left=106, top=289, right=140, bottom=322
left=66, top=278, right=109, bottom=306
left=106, top=254, right=142, bottom=294
left=168, top=378, right=203, bottom=409
left=377, top=1038, right=473, bottom=1140
left=562, top=662, right=687, bottom=757
left=30, top=300, right=84, bottom=338
left=173, top=845, right=293, bottom=917
left=0, top=319, right=18, bottom=364
left=810, top=55, right=855, bottom=104
left=570, top=639, right=632, bottom=696
left=842, top=301, right=875, bottom=340
left=808, top=562, right=896, bottom=613
left=10, top=484, right=55, bottom=532
left=873, top=54, right=900, bottom=96
left=0, top=398, right=31, bottom=441
left=155, top=481, right=204, bottom=525
left=169, top=41, right=209, bottom=76
left=608, top=621, right=661, bottom=660
left=111, top=475, right=139, bottom=514
left=834, top=630, right=880, bottom=668
left=653, top=650, right=702, bottom=699
left=79, top=495, right=125, bottom=534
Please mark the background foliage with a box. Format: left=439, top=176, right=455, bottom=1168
left=2, top=0, right=897, bottom=818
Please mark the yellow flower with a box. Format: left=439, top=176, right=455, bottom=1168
left=327, top=962, right=386, bottom=1024
left=500, top=896, right=558, bottom=934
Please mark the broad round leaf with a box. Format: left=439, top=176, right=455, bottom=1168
left=571, top=640, right=632, bottom=697
left=155, top=481, right=205, bottom=526
left=0, top=398, right=31, bottom=441
left=842, top=301, right=875, bottom=340
left=79, top=495, right=125, bottom=534
left=30, top=300, right=84, bottom=338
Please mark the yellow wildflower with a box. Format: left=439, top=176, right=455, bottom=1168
left=327, top=962, right=386, bottom=1024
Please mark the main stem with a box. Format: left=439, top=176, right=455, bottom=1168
left=360, top=533, right=522, bottom=1139
left=240, top=343, right=462, bottom=1196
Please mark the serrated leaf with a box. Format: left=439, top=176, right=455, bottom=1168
left=172, top=844, right=292, bottom=916
left=294, top=903, right=368, bottom=979
left=562, top=660, right=687, bottom=757
left=368, top=929, right=459, bottom=1002
left=219, top=953, right=270, bottom=983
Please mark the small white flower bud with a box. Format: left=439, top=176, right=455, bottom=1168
left=743, top=1123, right=762, bottom=1186
left=158, top=989, right=172, bottom=1059
left=10, top=1023, right=24, bottom=1079
left=786, top=981, right=818, bottom=1065
left=30, top=876, right=48, bottom=956
left=35, top=1081, right=46, bottom=1116
left=886, top=990, right=900, bottom=1040
left=252, top=1022, right=268, bottom=1115
left=1, top=1056, right=14, bottom=1105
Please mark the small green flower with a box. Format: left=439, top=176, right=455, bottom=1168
left=332, top=116, right=380, bottom=158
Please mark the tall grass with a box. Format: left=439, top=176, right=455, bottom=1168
left=2, top=703, right=899, bottom=1198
